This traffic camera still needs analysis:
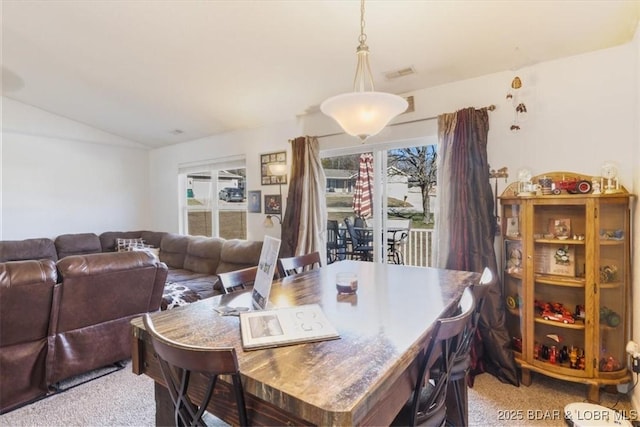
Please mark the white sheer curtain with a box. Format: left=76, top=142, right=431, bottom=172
left=281, top=136, right=327, bottom=260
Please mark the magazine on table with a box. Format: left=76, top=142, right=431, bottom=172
left=239, top=304, right=340, bottom=350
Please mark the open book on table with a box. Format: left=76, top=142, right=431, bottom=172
left=239, top=304, right=339, bottom=351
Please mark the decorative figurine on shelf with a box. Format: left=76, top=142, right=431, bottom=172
left=569, top=347, right=578, bottom=369
left=601, top=161, right=622, bottom=194
left=592, top=178, right=601, bottom=195
left=600, top=306, right=621, bottom=327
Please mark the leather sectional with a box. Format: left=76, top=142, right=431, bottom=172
left=0, top=230, right=263, bottom=413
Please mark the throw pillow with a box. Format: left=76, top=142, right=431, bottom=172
left=116, top=237, right=146, bottom=252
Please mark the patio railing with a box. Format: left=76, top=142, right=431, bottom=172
left=397, top=228, right=435, bottom=267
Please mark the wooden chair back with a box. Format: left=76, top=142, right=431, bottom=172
left=142, top=314, right=248, bottom=426
left=218, top=266, right=258, bottom=294
left=277, top=252, right=322, bottom=278
left=393, top=287, right=475, bottom=426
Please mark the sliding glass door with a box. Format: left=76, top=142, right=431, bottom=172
left=322, top=139, right=437, bottom=266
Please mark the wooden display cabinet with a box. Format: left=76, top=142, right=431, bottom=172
left=499, top=171, right=632, bottom=402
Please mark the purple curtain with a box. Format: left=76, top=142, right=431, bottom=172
left=437, top=107, right=519, bottom=386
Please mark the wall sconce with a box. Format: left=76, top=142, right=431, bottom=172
left=263, top=163, right=287, bottom=228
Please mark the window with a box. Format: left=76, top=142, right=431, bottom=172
left=179, top=157, right=246, bottom=239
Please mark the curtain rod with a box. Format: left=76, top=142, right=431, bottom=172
left=314, top=104, right=496, bottom=139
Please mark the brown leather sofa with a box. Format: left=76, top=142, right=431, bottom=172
left=0, top=231, right=262, bottom=302
left=0, top=251, right=167, bottom=413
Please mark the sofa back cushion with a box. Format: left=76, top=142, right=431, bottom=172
left=183, top=237, right=223, bottom=275
left=0, top=238, right=58, bottom=262
left=54, top=233, right=102, bottom=259
left=216, top=239, right=263, bottom=274
left=0, top=259, right=57, bottom=346
left=159, top=233, right=190, bottom=269
left=55, top=251, right=166, bottom=331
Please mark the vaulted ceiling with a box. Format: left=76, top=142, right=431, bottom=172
left=2, top=1, right=639, bottom=148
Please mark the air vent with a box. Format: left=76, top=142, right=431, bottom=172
left=385, top=67, right=416, bottom=80
left=170, top=129, right=184, bottom=135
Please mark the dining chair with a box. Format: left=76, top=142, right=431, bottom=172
left=344, top=217, right=373, bottom=261
left=445, top=267, right=495, bottom=427
left=277, top=252, right=322, bottom=277
left=392, top=287, right=475, bottom=427
left=142, top=314, right=248, bottom=427
left=218, top=266, right=258, bottom=294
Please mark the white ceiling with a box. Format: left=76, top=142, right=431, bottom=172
left=2, top=1, right=639, bottom=149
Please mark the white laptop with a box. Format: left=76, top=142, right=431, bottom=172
left=251, top=236, right=281, bottom=310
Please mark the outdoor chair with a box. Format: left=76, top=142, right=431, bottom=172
left=277, top=252, right=322, bottom=277
left=386, top=219, right=411, bottom=265
left=218, top=266, right=258, bottom=294
left=142, top=314, right=248, bottom=426
left=392, top=287, right=475, bottom=427
left=326, top=220, right=343, bottom=264
left=344, top=217, right=373, bottom=261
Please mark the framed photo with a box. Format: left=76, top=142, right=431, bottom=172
left=264, top=194, right=281, bottom=215
left=248, top=191, right=261, bottom=213
left=548, top=218, right=571, bottom=239
left=260, top=151, right=287, bottom=185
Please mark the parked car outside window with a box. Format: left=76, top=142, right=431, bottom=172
left=219, top=187, right=245, bottom=202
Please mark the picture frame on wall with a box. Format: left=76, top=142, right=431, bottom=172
left=248, top=191, right=262, bottom=213
left=264, top=194, right=281, bottom=215
left=261, top=151, right=287, bottom=185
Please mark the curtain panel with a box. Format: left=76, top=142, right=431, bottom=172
left=280, top=136, right=327, bottom=261
left=436, top=107, right=519, bottom=387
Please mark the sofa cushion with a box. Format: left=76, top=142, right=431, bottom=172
left=159, top=234, right=190, bottom=269
left=216, top=239, right=263, bottom=274
left=183, top=237, right=223, bottom=275
left=0, top=238, right=58, bottom=262
left=54, top=233, right=102, bottom=259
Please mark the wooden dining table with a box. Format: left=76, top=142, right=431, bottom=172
left=130, top=260, right=480, bottom=426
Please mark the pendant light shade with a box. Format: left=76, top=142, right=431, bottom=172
left=321, top=92, right=408, bottom=141
left=320, top=0, right=407, bottom=141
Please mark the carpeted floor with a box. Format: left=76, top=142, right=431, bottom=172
left=0, top=360, right=635, bottom=426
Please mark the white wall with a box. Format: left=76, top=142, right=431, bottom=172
left=1, top=97, right=151, bottom=239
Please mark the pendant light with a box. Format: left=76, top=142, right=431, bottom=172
left=320, top=0, right=408, bottom=141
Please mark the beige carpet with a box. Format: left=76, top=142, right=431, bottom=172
left=0, top=361, right=634, bottom=426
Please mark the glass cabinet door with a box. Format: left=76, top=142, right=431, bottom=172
left=501, top=201, right=524, bottom=358
left=595, top=199, right=629, bottom=376
left=531, top=201, right=589, bottom=376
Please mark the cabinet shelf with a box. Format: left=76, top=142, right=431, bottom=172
left=535, top=317, right=585, bottom=330
left=599, top=240, right=624, bottom=246
left=535, top=238, right=585, bottom=245
left=499, top=171, right=632, bottom=403
left=534, top=274, right=585, bottom=287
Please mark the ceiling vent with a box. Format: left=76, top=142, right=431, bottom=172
left=384, top=67, right=416, bottom=80
left=170, top=129, right=184, bottom=135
